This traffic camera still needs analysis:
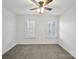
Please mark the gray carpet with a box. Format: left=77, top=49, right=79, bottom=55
left=3, top=44, right=75, bottom=59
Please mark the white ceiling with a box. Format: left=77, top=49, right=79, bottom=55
left=3, top=0, right=76, bottom=15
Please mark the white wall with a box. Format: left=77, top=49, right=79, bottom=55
left=59, top=6, right=76, bottom=57
left=16, top=15, right=59, bottom=44
left=2, top=8, right=16, bottom=54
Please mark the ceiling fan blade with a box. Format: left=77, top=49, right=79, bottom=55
left=44, top=0, right=53, bottom=6
left=44, top=7, right=52, bottom=11
left=31, top=0, right=39, bottom=6
left=30, top=8, right=39, bottom=10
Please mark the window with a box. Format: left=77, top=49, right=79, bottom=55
left=24, top=20, right=35, bottom=38
left=48, top=21, right=57, bottom=38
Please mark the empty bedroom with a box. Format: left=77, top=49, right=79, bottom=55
left=2, top=0, right=76, bottom=59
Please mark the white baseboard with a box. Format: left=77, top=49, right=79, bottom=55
left=2, top=40, right=16, bottom=55
left=58, top=40, right=76, bottom=58
left=17, top=39, right=58, bottom=44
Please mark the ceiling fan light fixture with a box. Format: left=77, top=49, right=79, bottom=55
left=37, top=8, right=40, bottom=12
left=41, top=7, right=44, bottom=13
left=30, top=0, right=53, bottom=13
left=37, top=7, right=44, bottom=13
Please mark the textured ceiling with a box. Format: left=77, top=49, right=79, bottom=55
left=3, top=0, right=76, bottom=15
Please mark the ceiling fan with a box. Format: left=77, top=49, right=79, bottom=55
left=30, top=0, right=53, bottom=13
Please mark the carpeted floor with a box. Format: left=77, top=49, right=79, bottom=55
left=3, top=44, right=75, bottom=59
